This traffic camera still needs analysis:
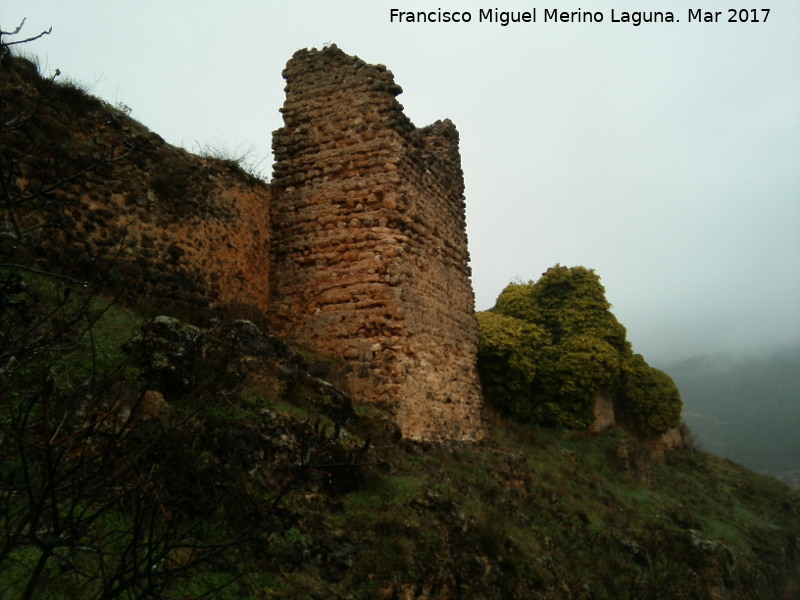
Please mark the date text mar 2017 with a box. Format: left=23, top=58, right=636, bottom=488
left=688, top=8, right=770, bottom=22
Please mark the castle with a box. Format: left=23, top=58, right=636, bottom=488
left=8, top=46, right=486, bottom=441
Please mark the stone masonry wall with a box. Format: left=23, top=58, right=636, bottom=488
left=52, top=145, right=272, bottom=316
left=4, top=55, right=272, bottom=317
left=270, top=46, right=485, bottom=441
left=6, top=49, right=485, bottom=442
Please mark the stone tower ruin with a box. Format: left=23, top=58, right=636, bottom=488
left=269, top=46, right=485, bottom=441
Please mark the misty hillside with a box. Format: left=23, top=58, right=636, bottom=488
left=667, top=344, right=800, bottom=488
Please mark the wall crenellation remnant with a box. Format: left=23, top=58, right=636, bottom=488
left=270, top=46, right=485, bottom=441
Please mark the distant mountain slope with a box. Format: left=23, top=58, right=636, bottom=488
left=666, top=343, right=800, bottom=488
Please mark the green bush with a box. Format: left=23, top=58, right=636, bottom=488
left=492, top=280, right=542, bottom=323
left=620, top=354, right=682, bottom=438
left=476, top=312, right=548, bottom=421
left=478, top=265, right=682, bottom=437
left=496, top=266, right=629, bottom=352
left=532, top=335, right=622, bottom=429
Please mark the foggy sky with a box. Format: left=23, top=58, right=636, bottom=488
left=5, top=1, right=799, bottom=366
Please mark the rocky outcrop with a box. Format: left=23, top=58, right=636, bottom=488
left=124, top=316, right=357, bottom=428
left=645, top=422, right=694, bottom=462
left=269, top=46, right=485, bottom=441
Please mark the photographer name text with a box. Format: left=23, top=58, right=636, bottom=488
left=389, top=8, right=772, bottom=26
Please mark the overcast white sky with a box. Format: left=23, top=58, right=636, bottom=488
left=4, top=1, right=799, bottom=366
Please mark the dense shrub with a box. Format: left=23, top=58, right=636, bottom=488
left=478, top=265, right=682, bottom=437
left=498, top=266, right=628, bottom=350
left=532, top=335, right=623, bottom=429
left=476, top=312, right=548, bottom=422
left=620, top=354, right=682, bottom=437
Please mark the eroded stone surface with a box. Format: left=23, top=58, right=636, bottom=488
left=269, top=46, right=485, bottom=441
left=4, top=60, right=272, bottom=316
left=589, top=394, right=616, bottom=433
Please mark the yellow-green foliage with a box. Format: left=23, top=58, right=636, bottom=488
left=532, top=335, right=623, bottom=429
left=475, top=312, right=548, bottom=422
left=492, top=281, right=542, bottom=323
left=478, top=265, right=682, bottom=437
left=498, top=266, right=628, bottom=352
left=621, top=354, right=683, bottom=438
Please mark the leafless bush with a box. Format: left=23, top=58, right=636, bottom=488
left=0, top=21, right=255, bottom=599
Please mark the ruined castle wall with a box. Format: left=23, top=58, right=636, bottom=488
left=53, top=144, right=273, bottom=315
left=390, top=121, right=485, bottom=440
left=4, top=54, right=272, bottom=316
left=270, top=46, right=485, bottom=441
left=8, top=49, right=485, bottom=442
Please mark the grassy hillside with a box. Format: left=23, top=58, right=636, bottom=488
left=0, top=280, right=798, bottom=599
left=262, top=412, right=800, bottom=599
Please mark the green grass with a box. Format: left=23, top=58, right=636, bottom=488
left=2, top=270, right=797, bottom=598
left=1, top=268, right=144, bottom=386
left=270, top=415, right=798, bottom=599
